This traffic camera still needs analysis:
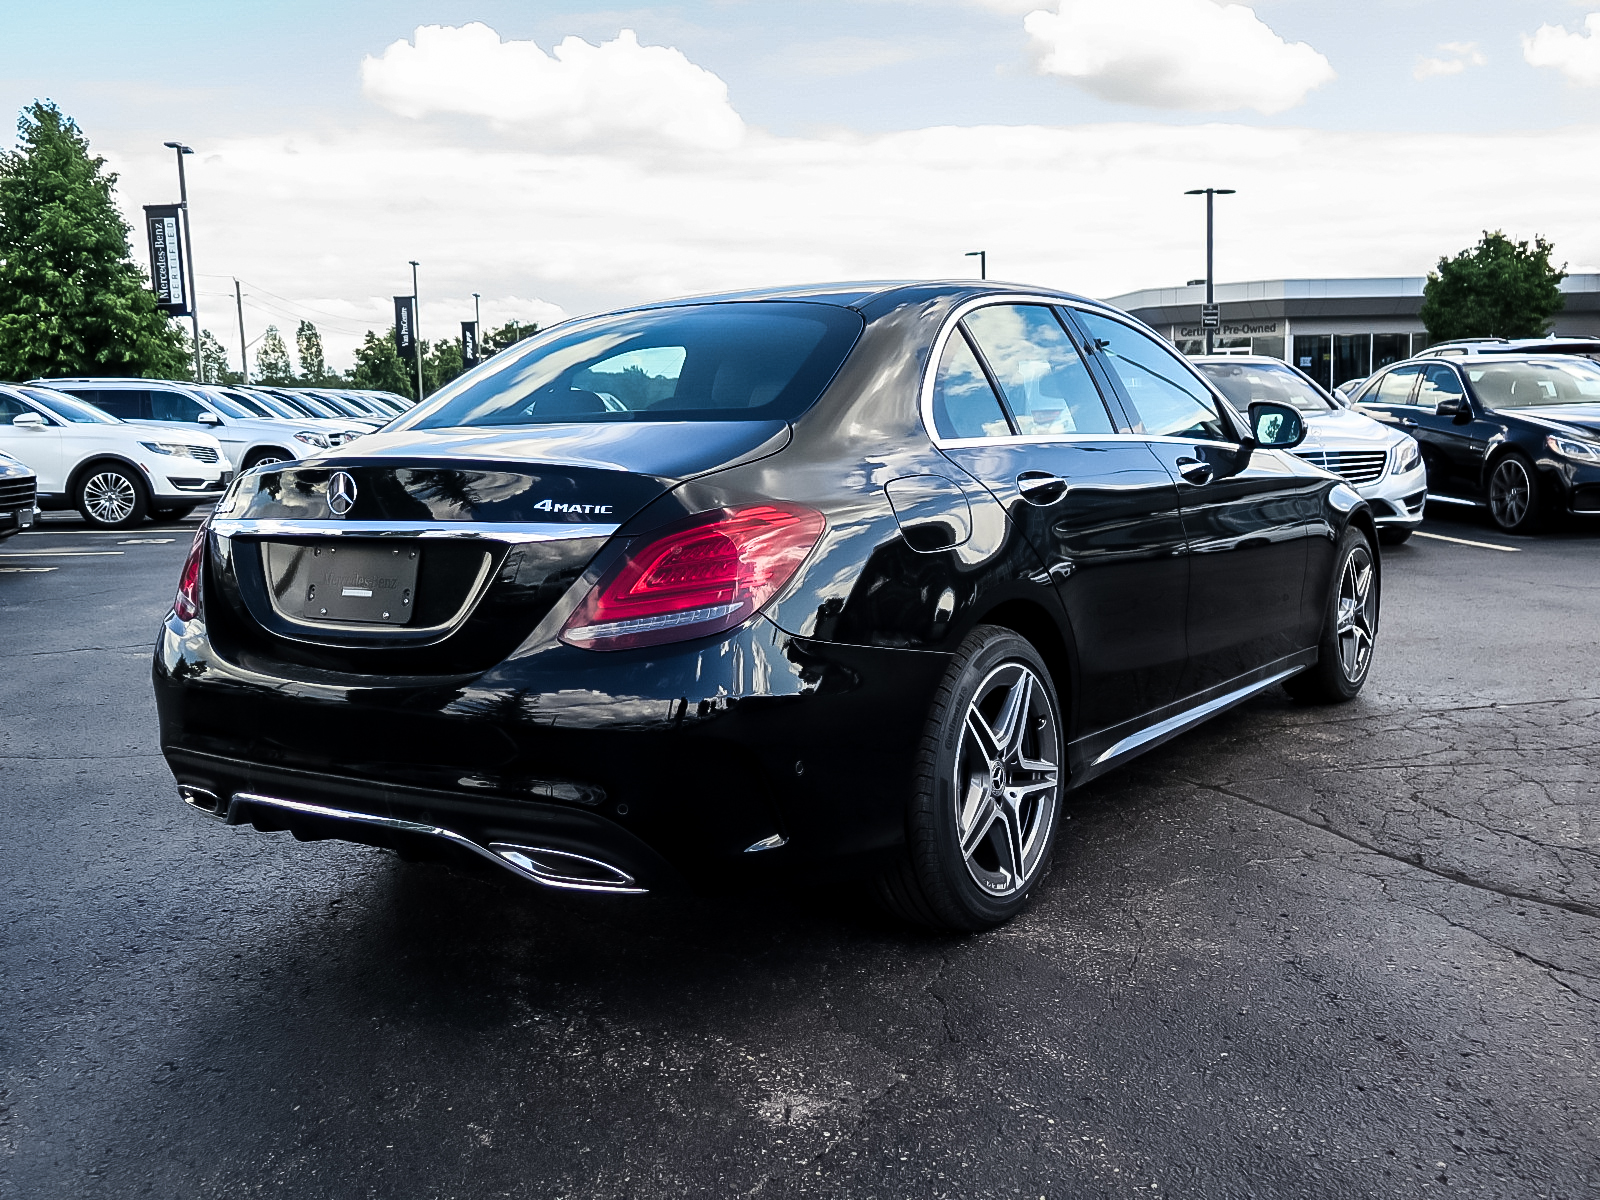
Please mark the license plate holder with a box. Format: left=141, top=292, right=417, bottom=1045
left=268, top=542, right=421, bottom=625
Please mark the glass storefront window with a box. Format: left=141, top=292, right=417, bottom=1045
left=1373, top=333, right=1411, bottom=371
left=1333, top=335, right=1371, bottom=389
left=1252, top=336, right=1285, bottom=361
left=1293, top=335, right=1333, bottom=389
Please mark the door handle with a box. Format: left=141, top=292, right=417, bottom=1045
left=1175, top=457, right=1213, bottom=485
left=1399, top=418, right=1419, bottom=429
left=1015, top=471, right=1068, bottom=505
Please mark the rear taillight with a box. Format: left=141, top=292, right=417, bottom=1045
left=173, top=524, right=207, bottom=622
left=560, top=504, right=825, bottom=651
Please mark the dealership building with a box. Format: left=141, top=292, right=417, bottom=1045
left=1104, top=275, right=1600, bottom=390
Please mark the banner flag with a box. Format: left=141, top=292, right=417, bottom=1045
left=143, top=204, right=189, bottom=315
left=461, top=321, right=479, bottom=367
left=394, top=296, right=417, bottom=354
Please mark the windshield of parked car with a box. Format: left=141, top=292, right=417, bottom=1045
left=21, top=387, right=119, bottom=424
left=1465, top=359, right=1600, bottom=407
left=1196, top=361, right=1333, bottom=415
left=401, top=302, right=865, bottom=430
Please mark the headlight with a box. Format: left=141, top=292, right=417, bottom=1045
left=293, top=430, right=331, bottom=449
left=140, top=441, right=196, bottom=458
left=1547, top=434, right=1600, bottom=463
left=1390, top=438, right=1422, bottom=474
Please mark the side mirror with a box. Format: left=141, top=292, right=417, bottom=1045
left=1435, top=395, right=1469, bottom=421
left=10, top=412, right=46, bottom=430
left=1247, top=401, right=1306, bottom=450
left=197, top=411, right=222, bottom=426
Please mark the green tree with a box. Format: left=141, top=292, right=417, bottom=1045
left=178, top=327, right=241, bottom=384
left=350, top=327, right=415, bottom=399
left=295, top=319, right=333, bottom=385
left=1420, top=231, right=1567, bottom=342
left=423, top=336, right=463, bottom=394
left=0, top=100, right=187, bottom=379
left=255, top=324, right=295, bottom=384
left=483, top=319, right=540, bottom=356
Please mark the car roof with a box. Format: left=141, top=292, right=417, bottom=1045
left=609, top=279, right=1116, bottom=317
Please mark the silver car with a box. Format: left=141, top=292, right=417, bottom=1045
left=1195, top=355, right=1426, bottom=544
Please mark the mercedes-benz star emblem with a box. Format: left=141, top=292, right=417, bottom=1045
left=327, top=471, right=358, bottom=517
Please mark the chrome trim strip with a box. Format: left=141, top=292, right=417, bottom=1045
left=744, top=834, right=789, bottom=853
left=229, top=792, right=648, bottom=894
left=212, top=518, right=619, bottom=544
left=1422, top=493, right=1484, bottom=508
left=1090, top=666, right=1302, bottom=768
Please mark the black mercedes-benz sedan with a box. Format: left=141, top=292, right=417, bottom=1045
left=0, top=449, right=38, bottom=541
left=1347, top=353, right=1600, bottom=533
left=155, top=282, right=1380, bottom=930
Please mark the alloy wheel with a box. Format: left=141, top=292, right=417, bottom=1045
left=1335, top=546, right=1376, bottom=683
left=1489, top=458, right=1531, bottom=529
left=953, top=662, right=1060, bottom=897
left=83, top=471, right=137, bottom=525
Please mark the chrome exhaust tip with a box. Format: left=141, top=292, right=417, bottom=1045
left=179, top=785, right=224, bottom=818
left=488, top=844, right=644, bottom=893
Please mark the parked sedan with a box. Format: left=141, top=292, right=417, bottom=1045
left=156, top=282, right=1380, bottom=931
left=0, top=449, right=37, bottom=541
left=0, top=385, right=231, bottom=528
left=1195, top=356, right=1426, bottom=544
left=1347, top=354, right=1600, bottom=533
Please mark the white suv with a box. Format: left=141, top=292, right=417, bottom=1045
left=0, top=384, right=232, bottom=528
left=33, top=378, right=362, bottom=474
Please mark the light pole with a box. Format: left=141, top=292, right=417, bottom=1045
left=164, top=141, right=201, bottom=381
left=409, top=260, right=424, bottom=401
left=964, top=250, right=987, bottom=281
left=473, top=292, right=481, bottom=361
left=234, top=279, right=248, bottom=384
left=1184, top=188, right=1235, bottom=354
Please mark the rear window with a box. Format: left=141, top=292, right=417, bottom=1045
left=401, top=302, right=864, bottom=430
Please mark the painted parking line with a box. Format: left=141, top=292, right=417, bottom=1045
left=19, top=527, right=198, bottom=536
left=0, top=566, right=56, bottom=573
left=0, top=550, right=125, bottom=557
left=1413, top=531, right=1521, bottom=553
left=119, top=538, right=176, bottom=544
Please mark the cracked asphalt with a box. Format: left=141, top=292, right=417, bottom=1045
left=3, top=508, right=1597, bottom=1199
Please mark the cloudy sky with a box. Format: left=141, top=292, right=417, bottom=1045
left=8, top=1, right=1600, bottom=369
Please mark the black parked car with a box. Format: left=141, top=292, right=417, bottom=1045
left=155, top=282, right=1380, bottom=930
left=1348, top=354, right=1600, bottom=533
left=0, top=449, right=37, bottom=541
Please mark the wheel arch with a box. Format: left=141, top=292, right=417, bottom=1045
left=66, top=453, right=153, bottom=501
left=241, top=443, right=297, bottom=469
left=967, top=597, right=1075, bottom=734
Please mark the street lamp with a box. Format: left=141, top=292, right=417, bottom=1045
left=1183, top=188, right=1235, bottom=354
left=472, top=292, right=481, bottom=361
left=164, top=141, right=202, bottom=381
left=964, top=250, right=987, bottom=281
left=409, top=260, right=423, bottom=401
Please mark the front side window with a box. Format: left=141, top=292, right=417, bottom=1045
left=961, top=304, right=1115, bottom=436
left=1417, top=365, right=1466, bottom=407
left=930, top=330, right=1012, bottom=440
left=1074, top=310, right=1229, bottom=440
left=0, top=393, right=49, bottom=423
left=150, top=390, right=207, bottom=423
left=402, top=302, right=863, bottom=430
left=21, top=388, right=118, bottom=424
left=1197, top=361, right=1333, bottom=416
left=1371, top=365, right=1422, bottom=405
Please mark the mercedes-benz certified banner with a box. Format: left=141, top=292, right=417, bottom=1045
left=461, top=321, right=479, bottom=367
left=394, top=296, right=417, bottom=354
left=144, top=204, right=188, bottom=315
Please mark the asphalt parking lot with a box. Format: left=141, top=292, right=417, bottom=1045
left=3, top=507, right=1598, bottom=1199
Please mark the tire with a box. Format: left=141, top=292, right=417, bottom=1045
left=877, top=626, right=1065, bottom=932
left=152, top=504, right=198, bottom=521
left=1378, top=527, right=1413, bottom=546
left=1285, top=527, right=1379, bottom=705
left=74, top=462, right=149, bottom=530
left=1487, top=451, right=1541, bottom=534
left=242, top=449, right=293, bottom=471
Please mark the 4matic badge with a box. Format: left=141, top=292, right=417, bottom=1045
left=531, top=499, right=613, bottom=515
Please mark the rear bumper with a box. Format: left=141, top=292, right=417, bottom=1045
left=153, top=613, right=953, bottom=890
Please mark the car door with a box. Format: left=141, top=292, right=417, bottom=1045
left=931, top=301, right=1191, bottom=738
left=1071, top=308, right=1313, bottom=701
left=1412, top=364, right=1493, bottom=494
left=0, top=392, right=65, bottom=492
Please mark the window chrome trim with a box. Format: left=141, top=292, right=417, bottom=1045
left=211, top=518, right=620, bottom=544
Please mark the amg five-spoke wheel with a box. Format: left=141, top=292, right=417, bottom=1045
left=879, top=627, right=1064, bottom=931
left=1335, top=545, right=1375, bottom=684
left=1286, top=526, right=1379, bottom=704
left=1488, top=452, right=1540, bottom=534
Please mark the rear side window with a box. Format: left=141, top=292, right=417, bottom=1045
left=930, top=330, right=1012, bottom=440
left=962, top=304, right=1115, bottom=436
left=405, top=301, right=863, bottom=430
left=72, top=389, right=149, bottom=420
left=1074, top=310, right=1229, bottom=440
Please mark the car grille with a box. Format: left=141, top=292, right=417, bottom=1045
left=186, top=445, right=221, bottom=463
left=1295, top=449, right=1389, bottom=486
left=0, top=477, right=37, bottom=510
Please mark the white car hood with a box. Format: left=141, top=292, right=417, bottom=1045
left=1300, top=407, right=1407, bottom=452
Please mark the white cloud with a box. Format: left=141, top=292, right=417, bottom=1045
left=1019, top=0, right=1335, bottom=114
left=1524, top=14, right=1600, bottom=86
left=1414, top=42, right=1486, bottom=81
left=360, top=23, right=745, bottom=150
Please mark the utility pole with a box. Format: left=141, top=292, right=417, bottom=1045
left=234, top=279, right=249, bottom=384
left=1184, top=188, right=1235, bottom=355
left=409, top=260, right=424, bottom=401
left=164, top=142, right=201, bottom=381
left=473, top=291, right=482, bottom=360
left=964, top=250, right=987, bottom=281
